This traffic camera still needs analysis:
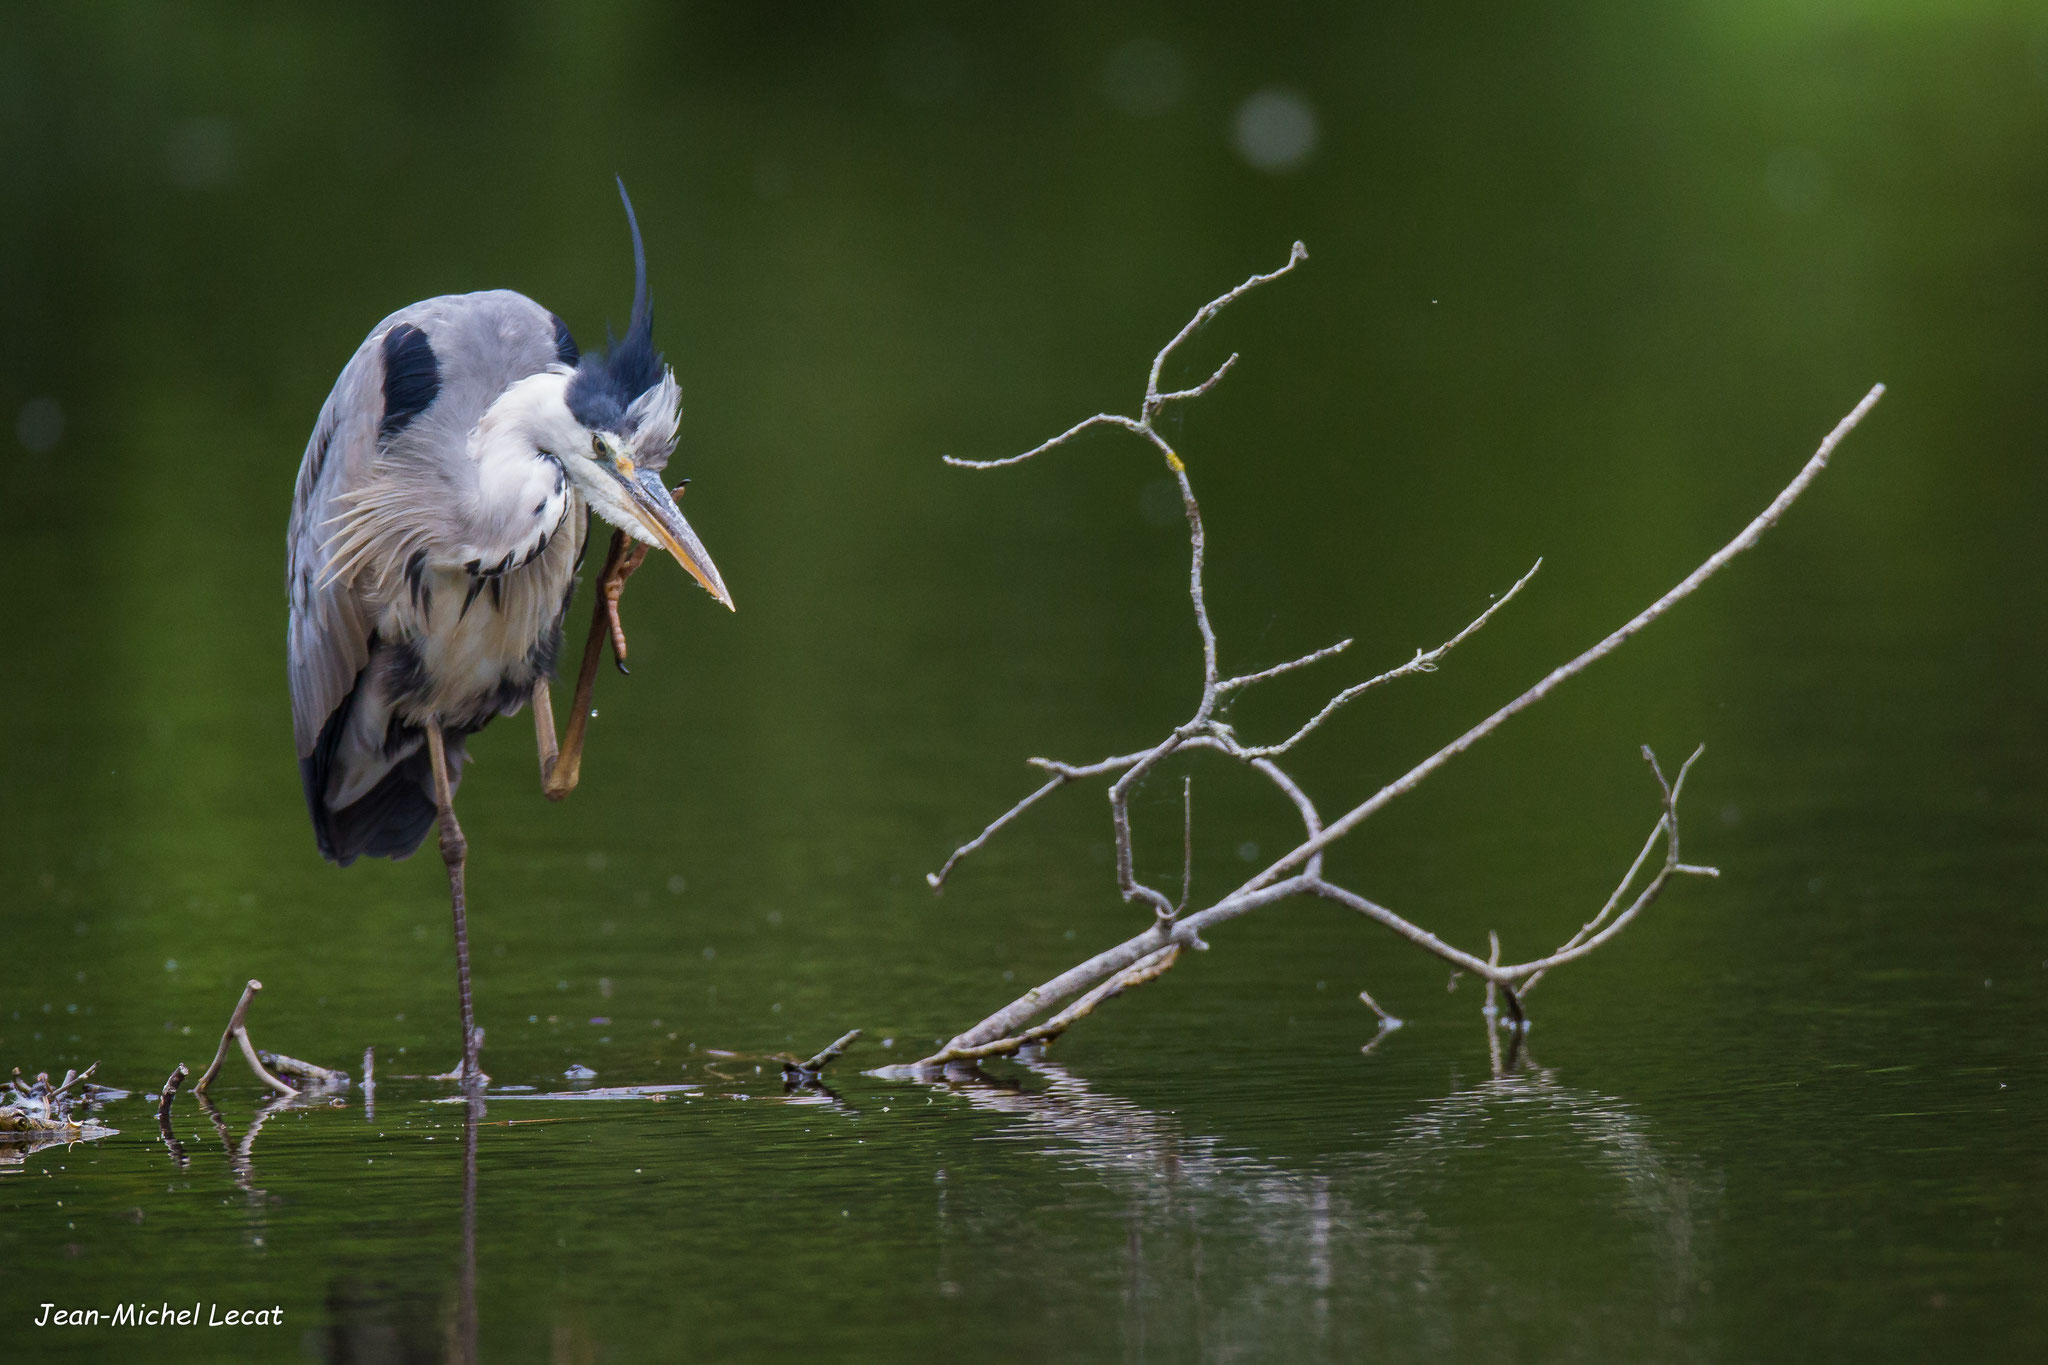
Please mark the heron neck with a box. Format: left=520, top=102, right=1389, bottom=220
left=459, top=392, right=576, bottom=572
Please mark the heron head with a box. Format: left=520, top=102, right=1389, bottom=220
left=556, top=180, right=733, bottom=611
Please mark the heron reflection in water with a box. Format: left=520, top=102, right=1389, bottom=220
left=287, top=181, right=733, bottom=1082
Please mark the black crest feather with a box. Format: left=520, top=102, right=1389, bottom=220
left=566, top=178, right=663, bottom=432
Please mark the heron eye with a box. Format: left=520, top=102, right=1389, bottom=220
left=591, top=434, right=605, bottom=458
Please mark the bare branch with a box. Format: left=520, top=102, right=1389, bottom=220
left=927, top=774, right=1067, bottom=890
left=1240, top=557, right=1542, bottom=756
left=1153, top=352, right=1239, bottom=408
left=194, top=980, right=258, bottom=1092
left=801, top=1029, right=863, bottom=1073
left=1177, top=776, right=1194, bottom=913
left=1520, top=822, right=1665, bottom=996
left=1357, top=987, right=1402, bottom=1030
left=156, top=1063, right=186, bottom=1121
left=1028, top=751, right=1151, bottom=779
left=1484, top=934, right=1506, bottom=1075
left=1243, top=754, right=1326, bottom=880
left=917, top=945, right=1185, bottom=1067
left=1509, top=744, right=1717, bottom=988
left=914, top=875, right=1317, bottom=1064
left=1145, top=242, right=1309, bottom=419
left=156, top=1063, right=189, bottom=1166
left=51, top=1062, right=98, bottom=1098
left=1522, top=740, right=1714, bottom=996
left=1109, top=739, right=1186, bottom=919
left=1309, top=881, right=1500, bottom=978
left=1234, top=385, right=1884, bottom=895
left=194, top=980, right=299, bottom=1098
left=930, top=249, right=1321, bottom=902
left=942, top=413, right=1144, bottom=471
left=780, top=1029, right=865, bottom=1085
left=911, top=243, right=1881, bottom=1067
left=929, top=749, right=1163, bottom=890
left=1218, top=638, right=1353, bottom=695
left=1314, top=744, right=1712, bottom=992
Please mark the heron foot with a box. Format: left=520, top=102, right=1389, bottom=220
left=602, top=541, right=651, bottom=673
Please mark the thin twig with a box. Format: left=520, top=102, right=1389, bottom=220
left=801, top=1030, right=863, bottom=1073
left=1108, top=738, right=1186, bottom=919
left=1523, top=824, right=1665, bottom=995
left=51, top=1062, right=98, bottom=1099
left=1523, top=744, right=1710, bottom=995
left=1178, top=776, right=1194, bottom=913
left=943, top=413, right=1145, bottom=471
left=927, top=774, right=1062, bottom=890
left=1484, top=933, right=1504, bottom=1076
left=1217, top=638, right=1353, bottom=695
left=1306, top=745, right=1714, bottom=987
left=1144, top=242, right=1308, bottom=421
left=1357, top=987, right=1402, bottom=1030
left=1238, top=558, right=1542, bottom=756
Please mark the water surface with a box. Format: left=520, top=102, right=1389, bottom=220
left=3, top=5, right=2045, bottom=1361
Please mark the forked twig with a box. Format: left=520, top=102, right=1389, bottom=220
left=193, top=980, right=299, bottom=1098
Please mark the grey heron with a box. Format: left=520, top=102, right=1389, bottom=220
left=287, top=181, right=731, bottom=1083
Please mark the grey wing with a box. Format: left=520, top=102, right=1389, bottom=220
left=286, top=289, right=578, bottom=758
left=286, top=330, right=384, bottom=760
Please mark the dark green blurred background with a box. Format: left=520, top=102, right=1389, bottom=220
left=3, top=4, right=2044, bottom=1362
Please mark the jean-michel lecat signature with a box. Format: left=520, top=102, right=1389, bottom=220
left=35, top=1302, right=283, bottom=1327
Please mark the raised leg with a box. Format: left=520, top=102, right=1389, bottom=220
left=532, top=676, right=560, bottom=787
left=538, top=528, right=652, bottom=802
left=602, top=539, right=652, bottom=671
left=424, top=725, right=485, bottom=1085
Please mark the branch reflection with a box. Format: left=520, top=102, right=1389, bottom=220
left=925, top=1057, right=1716, bottom=1360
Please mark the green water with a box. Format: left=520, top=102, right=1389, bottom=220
left=4, top=5, right=2045, bottom=1361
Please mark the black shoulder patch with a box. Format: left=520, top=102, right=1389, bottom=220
left=550, top=313, right=580, bottom=366
left=379, top=323, right=441, bottom=443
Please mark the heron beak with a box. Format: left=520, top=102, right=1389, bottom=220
left=621, top=469, right=735, bottom=611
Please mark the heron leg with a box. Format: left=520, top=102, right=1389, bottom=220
left=539, top=529, right=649, bottom=802
left=603, top=539, right=653, bottom=670
left=532, top=677, right=559, bottom=787
left=425, top=726, right=486, bottom=1086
